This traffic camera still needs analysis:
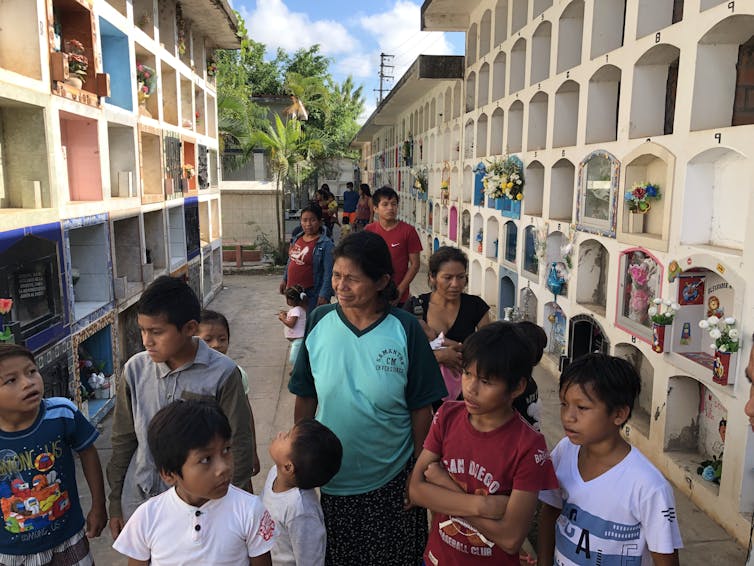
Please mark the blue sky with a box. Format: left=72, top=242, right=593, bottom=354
left=230, top=0, right=465, bottom=121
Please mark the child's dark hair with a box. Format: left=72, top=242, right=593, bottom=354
left=516, top=321, right=547, bottom=366
left=200, top=310, right=230, bottom=338
left=148, top=399, right=232, bottom=477
left=559, top=353, right=641, bottom=424
left=372, top=186, right=399, bottom=206
left=0, top=344, right=35, bottom=366
left=462, top=322, right=535, bottom=391
left=334, top=232, right=398, bottom=307
left=291, top=419, right=342, bottom=489
left=138, top=276, right=200, bottom=330
left=285, top=285, right=307, bottom=306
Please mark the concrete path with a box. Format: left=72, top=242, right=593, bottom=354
left=77, top=272, right=747, bottom=564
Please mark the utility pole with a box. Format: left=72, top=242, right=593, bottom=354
left=374, top=53, right=394, bottom=104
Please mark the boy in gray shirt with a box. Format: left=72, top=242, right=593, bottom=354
left=107, top=276, right=257, bottom=539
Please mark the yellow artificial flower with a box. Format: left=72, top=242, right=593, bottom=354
left=516, top=193, right=523, bottom=200
left=506, top=182, right=513, bottom=189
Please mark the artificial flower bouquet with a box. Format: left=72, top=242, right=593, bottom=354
left=648, top=297, right=679, bottom=325
left=411, top=166, right=428, bottom=193
left=699, top=315, right=740, bottom=353
left=483, top=156, right=524, bottom=200
left=65, top=40, right=88, bottom=83
left=625, top=182, right=660, bottom=213
left=136, top=63, right=157, bottom=96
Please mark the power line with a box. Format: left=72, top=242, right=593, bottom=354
left=374, top=53, right=394, bottom=104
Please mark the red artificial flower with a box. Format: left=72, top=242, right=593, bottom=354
left=0, top=298, right=12, bottom=315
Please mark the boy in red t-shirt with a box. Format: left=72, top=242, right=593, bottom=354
left=365, top=186, right=422, bottom=305
left=409, top=322, right=558, bottom=566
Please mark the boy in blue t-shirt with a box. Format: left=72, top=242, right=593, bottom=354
left=0, top=344, right=107, bottom=565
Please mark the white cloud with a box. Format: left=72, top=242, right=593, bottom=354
left=242, top=0, right=358, bottom=56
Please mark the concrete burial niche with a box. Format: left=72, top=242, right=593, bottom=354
left=461, top=209, right=471, bottom=247
left=143, top=208, right=167, bottom=277
left=111, top=215, right=144, bottom=302
left=0, top=0, right=43, bottom=80
left=449, top=206, right=458, bottom=241
left=67, top=221, right=112, bottom=322
left=576, top=239, right=609, bottom=317
left=519, top=287, right=538, bottom=323
left=531, top=21, right=552, bottom=86
left=665, top=376, right=727, bottom=496
left=470, top=259, right=483, bottom=296
left=484, top=266, right=498, bottom=309
left=523, top=225, right=538, bottom=275
left=485, top=216, right=499, bottom=259
left=543, top=301, right=567, bottom=359
left=107, top=124, right=137, bottom=198
left=568, top=314, right=609, bottom=362
left=577, top=150, right=619, bottom=236
left=60, top=112, right=103, bottom=202
left=100, top=18, right=132, bottom=111
left=499, top=269, right=517, bottom=316
left=504, top=221, right=518, bottom=263
left=0, top=100, right=52, bottom=210
left=616, top=248, right=662, bottom=340
left=614, top=343, right=654, bottom=437
left=167, top=203, right=187, bottom=271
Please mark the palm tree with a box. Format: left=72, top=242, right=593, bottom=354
left=253, top=114, right=317, bottom=247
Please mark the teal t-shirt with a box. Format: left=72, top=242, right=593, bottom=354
left=288, top=305, right=446, bottom=496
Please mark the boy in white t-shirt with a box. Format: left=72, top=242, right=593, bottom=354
left=278, top=286, right=308, bottom=366
left=113, top=400, right=275, bottom=565
left=538, top=354, right=683, bottom=566
left=262, top=419, right=342, bottom=566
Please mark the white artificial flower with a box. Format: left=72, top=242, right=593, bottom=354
left=653, top=298, right=663, bottom=305
left=648, top=306, right=658, bottom=317
left=699, top=320, right=709, bottom=329
left=663, top=299, right=672, bottom=306
left=719, top=345, right=727, bottom=353
left=710, top=343, right=718, bottom=350
left=729, top=328, right=740, bottom=340
left=707, top=316, right=720, bottom=326
left=725, top=317, right=736, bottom=325
left=710, top=328, right=722, bottom=339
left=671, top=303, right=680, bottom=311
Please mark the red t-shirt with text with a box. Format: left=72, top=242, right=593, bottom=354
left=287, top=236, right=318, bottom=290
left=423, top=401, right=559, bottom=566
left=365, top=220, right=422, bottom=302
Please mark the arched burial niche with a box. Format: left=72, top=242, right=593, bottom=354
left=691, top=16, right=754, bottom=130
left=495, top=0, right=509, bottom=46
left=576, top=239, right=609, bottom=316
left=553, top=80, right=579, bottom=148
left=441, top=206, right=449, bottom=237
left=511, top=0, right=528, bottom=35
left=507, top=101, right=524, bottom=153
left=620, top=143, right=674, bottom=246
left=549, top=158, right=575, bottom=221
left=616, top=248, right=661, bottom=339
left=464, top=119, right=474, bottom=159
left=453, top=83, right=462, bottom=118
left=484, top=267, right=498, bottom=306
left=485, top=216, right=500, bottom=259
left=510, top=38, right=527, bottom=95
left=479, top=10, right=492, bottom=58
left=523, top=225, right=539, bottom=275
left=590, top=0, right=626, bottom=59
left=467, top=23, right=478, bottom=66
left=470, top=259, right=483, bottom=296
left=614, top=343, right=654, bottom=437
left=586, top=65, right=621, bottom=144
left=577, top=150, right=619, bottom=236
left=465, top=72, right=476, bottom=113
left=530, top=21, right=552, bottom=85
left=543, top=301, right=567, bottom=358
left=533, top=0, right=552, bottom=17
left=430, top=98, right=436, bottom=129
left=478, top=63, right=490, bottom=108
left=463, top=166, right=473, bottom=203
left=681, top=148, right=749, bottom=251
left=449, top=206, right=458, bottom=241
left=557, top=0, right=584, bottom=73
left=665, top=376, right=727, bottom=495
left=545, top=230, right=569, bottom=296
left=490, top=108, right=504, bottom=156
left=524, top=160, right=544, bottom=217
left=476, top=114, right=488, bottom=157
left=527, top=92, right=548, bottom=151
left=504, top=220, right=518, bottom=263
left=500, top=275, right=516, bottom=313
left=519, top=287, right=537, bottom=322
left=461, top=209, right=471, bottom=247
left=629, top=44, right=681, bottom=138
left=444, top=87, right=452, bottom=122
left=472, top=212, right=484, bottom=253
left=434, top=203, right=442, bottom=235
left=568, top=314, right=609, bottom=362
left=636, top=0, right=683, bottom=40
left=492, top=52, right=507, bottom=101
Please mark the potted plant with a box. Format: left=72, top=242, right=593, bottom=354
left=624, top=182, right=661, bottom=233
left=65, top=40, right=88, bottom=89
left=648, top=297, right=679, bottom=353
left=699, top=315, right=740, bottom=385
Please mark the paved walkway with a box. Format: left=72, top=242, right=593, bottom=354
left=78, top=272, right=747, bottom=563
